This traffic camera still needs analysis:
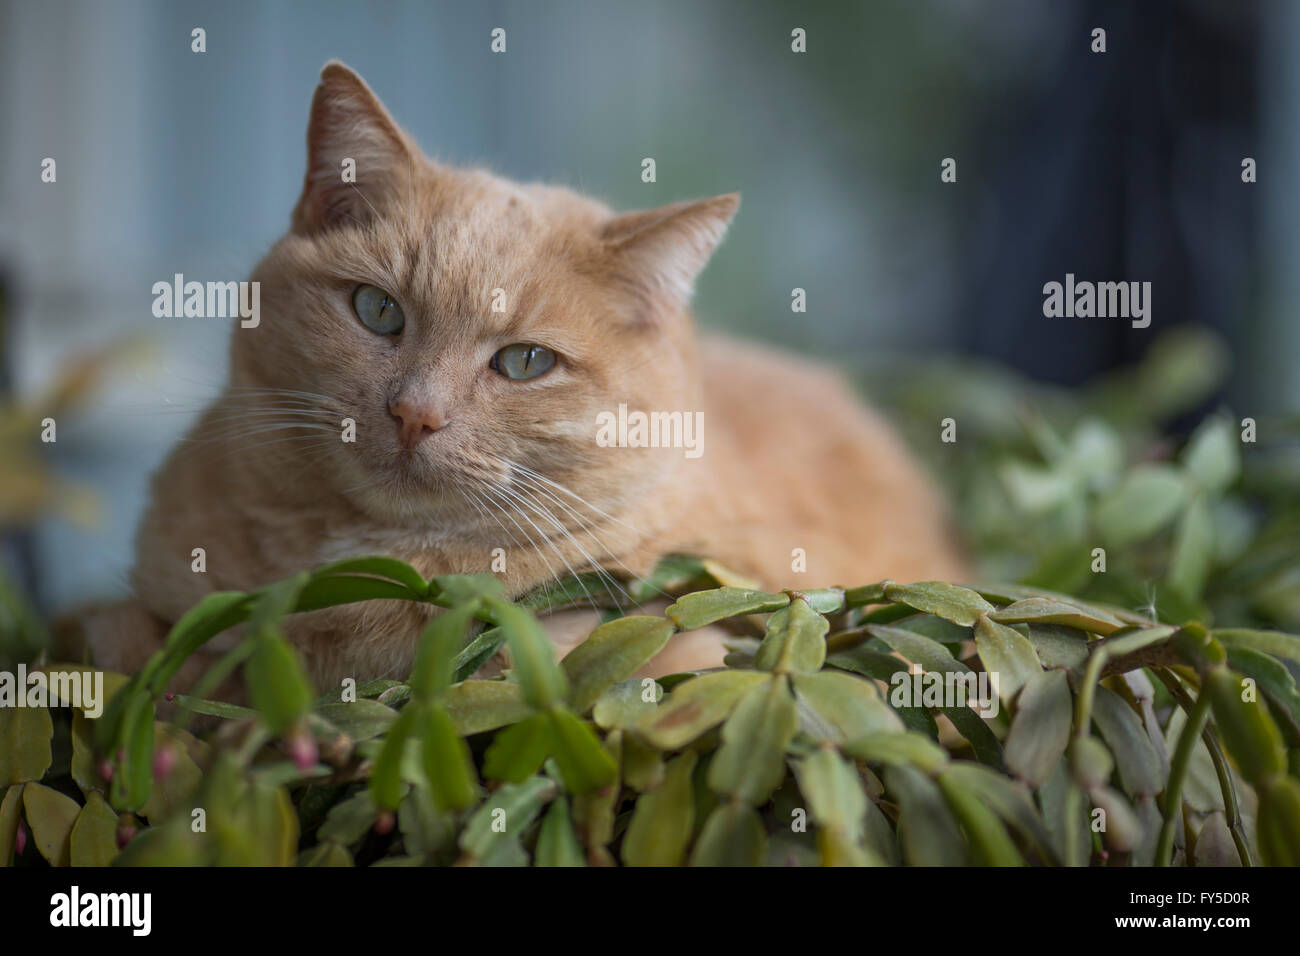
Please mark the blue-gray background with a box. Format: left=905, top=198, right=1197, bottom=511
left=0, top=0, right=1295, bottom=611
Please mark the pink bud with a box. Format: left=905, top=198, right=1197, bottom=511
left=153, top=745, right=177, bottom=780
left=164, top=692, right=175, bottom=702
left=287, top=728, right=318, bottom=771
left=374, top=810, right=395, bottom=835
left=116, top=821, right=137, bottom=849
left=97, top=758, right=114, bottom=782
left=15, top=819, right=27, bottom=857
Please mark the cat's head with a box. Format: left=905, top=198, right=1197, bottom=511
left=232, top=62, right=737, bottom=537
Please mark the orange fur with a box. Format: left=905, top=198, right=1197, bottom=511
left=78, top=63, right=967, bottom=692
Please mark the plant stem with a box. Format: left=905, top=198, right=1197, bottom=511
left=1154, top=671, right=1212, bottom=867
left=1154, top=667, right=1253, bottom=866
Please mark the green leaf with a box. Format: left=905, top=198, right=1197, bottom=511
left=942, top=700, right=1006, bottom=770
left=665, top=587, right=790, bottom=630
left=140, top=725, right=204, bottom=822
left=143, top=591, right=252, bottom=693
left=444, top=680, right=532, bottom=736
left=317, top=790, right=378, bottom=845
left=410, top=603, right=480, bottom=701
left=398, top=785, right=454, bottom=857
left=621, top=734, right=665, bottom=792
left=689, top=802, right=767, bottom=866
left=974, top=615, right=1043, bottom=703
left=1215, top=628, right=1300, bottom=667
left=939, top=762, right=1055, bottom=859
left=560, top=615, right=675, bottom=713
left=798, top=588, right=846, bottom=615
left=483, top=713, right=552, bottom=783
left=0, top=705, right=52, bottom=784
left=452, top=627, right=506, bottom=682
left=791, top=671, right=903, bottom=743
left=1004, top=669, right=1072, bottom=787
left=0, top=785, right=25, bottom=865
left=70, top=791, right=119, bottom=866
left=869, top=624, right=971, bottom=675
left=293, top=575, right=416, bottom=612
left=630, top=553, right=709, bottom=601
left=420, top=704, right=478, bottom=811
left=592, top=678, right=662, bottom=731
left=111, top=693, right=155, bottom=811
left=1225, top=645, right=1300, bottom=739
left=459, top=776, right=556, bottom=861
left=708, top=678, right=798, bottom=804
left=1181, top=416, right=1240, bottom=495
left=638, top=670, right=770, bottom=750
left=312, top=555, right=429, bottom=597
left=535, top=795, right=584, bottom=867
left=1168, top=494, right=1214, bottom=600
left=23, top=782, right=81, bottom=866
left=843, top=582, right=888, bottom=608
left=825, top=646, right=940, bottom=737
left=1257, top=775, right=1300, bottom=866
left=315, top=700, right=398, bottom=742
left=1205, top=668, right=1287, bottom=783
left=297, top=842, right=354, bottom=866
left=990, top=598, right=1125, bottom=636
left=795, top=747, right=868, bottom=843
left=885, top=764, right=968, bottom=866
left=1089, top=784, right=1143, bottom=852
left=1090, top=686, right=1163, bottom=798
left=753, top=597, right=828, bottom=674
left=842, top=732, right=950, bottom=774
left=1025, top=624, right=1090, bottom=670
left=623, top=751, right=698, bottom=866
left=486, top=597, right=567, bottom=709
left=248, top=571, right=310, bottom=635
left=548, top=710, right=618, bottom=793
left=870, top=623, right=1004, bottom=766
left=370, top=705, right=418, bottom=810
left=111, top=820, right=202, bottom=866
left=233, top=780, right=299, bottom=866
left=937, top=769, right=1025, bottom=865
left=1094, top=464, right=1189, bottom=548
left=881, top=581, right=996, bottom=626
left=431, top=573, right=506, bottom=606
left=246, top=634, right=314, bottom=734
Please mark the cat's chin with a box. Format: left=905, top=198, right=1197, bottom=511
left=344, top=469, right=482, bottom=534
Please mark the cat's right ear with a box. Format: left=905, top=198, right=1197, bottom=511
left=601, top=193, right=740, bottom=311
left=291, top=62, right=417, bottom=234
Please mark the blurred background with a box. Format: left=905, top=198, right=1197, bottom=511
left=0, top=0, right=1295, bottom=617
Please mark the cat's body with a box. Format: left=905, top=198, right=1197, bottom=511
left=76, top=63, right=965, bottom=691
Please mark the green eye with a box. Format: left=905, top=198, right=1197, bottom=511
left=352, top=284, right=405, bottom=335
left=491, top=343, right=557, bottom=380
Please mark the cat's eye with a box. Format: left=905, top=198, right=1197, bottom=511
left=352, top=284, right=405, bottom=336
left=491, top=343, right=556, bottom=381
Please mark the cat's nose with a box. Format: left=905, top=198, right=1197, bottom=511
left=389, top=397, right=449, bottom=448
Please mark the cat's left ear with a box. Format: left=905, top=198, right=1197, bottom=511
left=602, top=193, right=740, bottom=307
left=291, top=61, right=418, bottom=234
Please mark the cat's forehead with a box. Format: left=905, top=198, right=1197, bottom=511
left=352, top=173, right=616, bottom=340
left=422, top=169, right=608, bottom=239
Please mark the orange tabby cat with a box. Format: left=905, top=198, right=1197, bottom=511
left=77, top=62, right=966, bottom=691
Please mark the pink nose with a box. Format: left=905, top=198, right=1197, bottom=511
left=389, top=397, right=449, bottom=448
